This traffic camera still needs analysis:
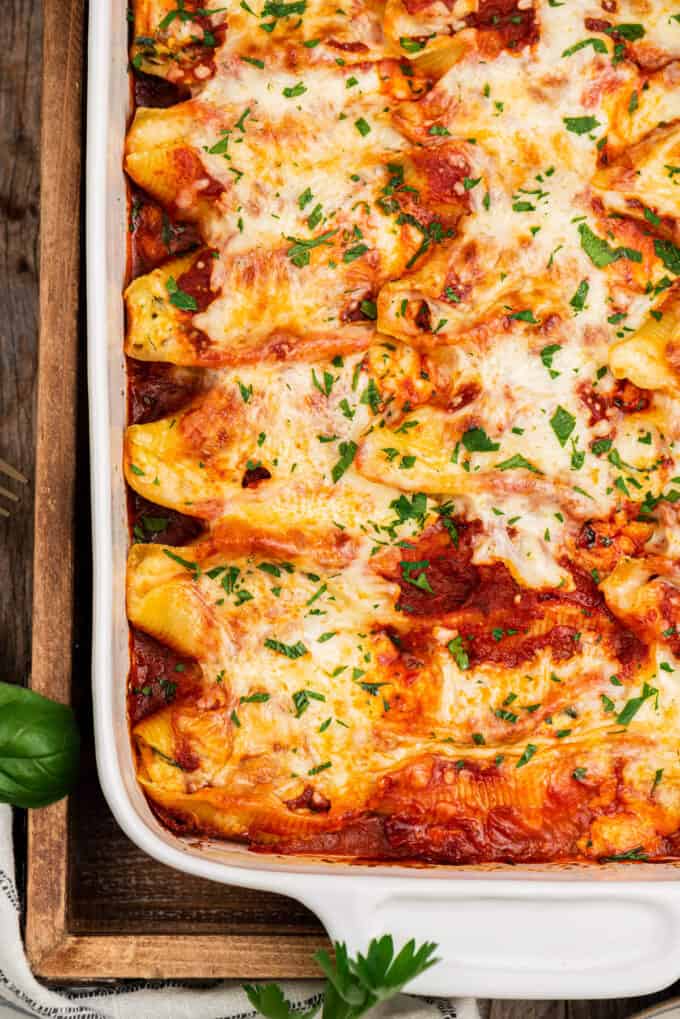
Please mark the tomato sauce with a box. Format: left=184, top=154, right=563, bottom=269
left=128, top=491, right=204, bottom=547
left=134, top=70, right=190, bottom=109
left=381, top=522, right=648, bottom=673
left=176, top=251, right=220, bottom=312
left=128, top=628, right=202, bottom=724
left=127, top=360, right=203, bottom=425
left=465, top=0, right=538, bottom=52
left=129, top=186, right=201, bottom=278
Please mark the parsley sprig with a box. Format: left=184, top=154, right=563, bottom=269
left=245, top=935, right=439, bottom=1019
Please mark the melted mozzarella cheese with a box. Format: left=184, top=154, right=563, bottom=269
left=125, top=0, right=680, bottom=860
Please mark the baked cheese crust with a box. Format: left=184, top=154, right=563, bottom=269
left=124, top=0, right=680, bottom=862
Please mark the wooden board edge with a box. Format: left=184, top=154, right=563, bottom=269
left=25, top=0, right=84, bottom=973
left=29, top=933, right=326, bottom=981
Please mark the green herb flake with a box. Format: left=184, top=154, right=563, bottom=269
left=616, top=682, right=658, bottom=725
left=461, top=427, right=500, bottom=453
left=578, top=222, right=642, bottom=268
left=496, top=453, right=542, bottom=474
left=569, top=279, right=589, bottom=312
left=264, top=638, right=309, bottom=659
left=563, top=115, right=600, bottom=135
left=447, top=636, right=469, bottom=670
left=165, top=276, right=197, bottom=312
left=562, top=37, right=607, bottom=57
left=331, top=440, right=358, bottom=483
left=516, top=744, right=537, bottom=768
left=550, top=405, right=576, bottom=447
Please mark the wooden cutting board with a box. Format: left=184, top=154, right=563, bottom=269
left=25, top=0, right=326, bottom=980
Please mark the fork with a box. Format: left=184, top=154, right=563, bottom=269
left=0, top=458, right=28, bottom=518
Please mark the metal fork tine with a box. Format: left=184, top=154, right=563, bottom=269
left=0, top=485, right=19, bottom=502
left=0, top=506, right=9, bottom=518
left=0, top=458, right=28, bottom=484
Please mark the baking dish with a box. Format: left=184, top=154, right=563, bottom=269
left=86, top=0, right=680, bottom=999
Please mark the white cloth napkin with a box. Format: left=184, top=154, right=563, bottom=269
left=0, top=805, right=478, bottom=1019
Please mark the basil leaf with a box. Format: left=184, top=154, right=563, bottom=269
left=0, top=683, right=79, bottom=808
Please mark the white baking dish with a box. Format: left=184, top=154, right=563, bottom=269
left=86, top=0, right=680, bottom=999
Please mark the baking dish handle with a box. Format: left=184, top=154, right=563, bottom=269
left=306, top=880, right=680, bottom=999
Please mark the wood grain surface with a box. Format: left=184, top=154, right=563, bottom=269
left=2, top=0, right=680, bottom=1013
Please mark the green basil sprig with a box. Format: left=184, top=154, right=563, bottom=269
left=0, top=682, right=79, bottom=807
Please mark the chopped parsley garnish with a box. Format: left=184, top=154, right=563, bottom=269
left=578, top=222, right=642, bottom=268
left=516, top=744, right=537, bottom=768
left=562, top=37, right=607, bottom=57
left=550, top=406, right=576, bottom=447
left=540, top=343, right=561, bottom=378
left=286, top=229, right=338, bottom=267
left=261, top=0, right=306, bottom=17
left=606, top=22, right=644, bottom=39
left=600, top=846, right=648, bottom=862
left=591, top=438, right=612, bottom=455
left=447, top=636, right=469, bottom=670
left=331, top=440, right=358, bottom=483
left=343, top=243, right=369, bottom=263
left=283, top=81, right=307, bottom=98
left=292, top=689, right=326, bottom=717
left=616, top=682, right=658, bottom=725
left=400, top=36, right=427, bottom=52
left=569, top=279, right=589, bottom=312
left=240, top=692, right=271, bottom=704
left=496, top=453, right=542, bottom=474
left=163, top=548, right=200, bottom=577
left=563, top=115, right=600, bottom=135
left=298, top=187, right=313, bottom=209
left=461, top=427, right=500, bottom=453
left=400, top=560, right=433, bottom=593
left=312, top=368, right=335, bottom=396
left=654, top=239, right=680, bottom=276
left=165, top=276, right=197, bottom=312
left=264, top=638, right=309, bottom=659
left=509, top=309, right=538, bottom=323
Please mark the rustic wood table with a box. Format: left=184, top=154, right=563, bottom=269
left=1, top=2, right=679, bottom=1016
